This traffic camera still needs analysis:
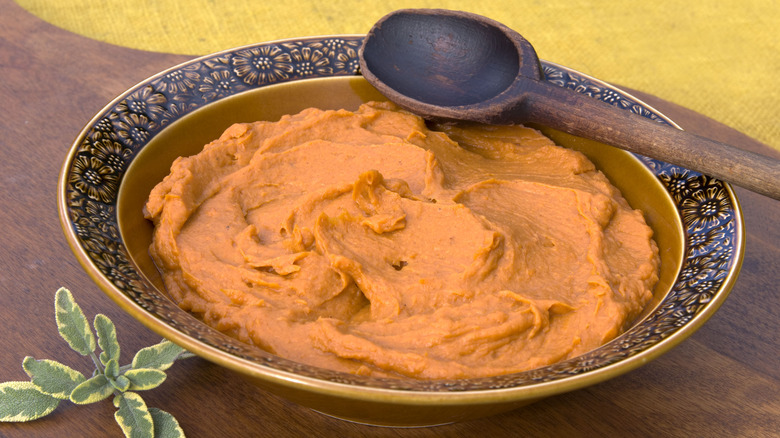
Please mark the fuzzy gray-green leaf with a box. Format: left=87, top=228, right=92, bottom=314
left=124, top=368, right=167, bottom=391
left=95, top=314, right=120, bottom=365
left=111, top=375, right=131, bottom=392
left=0, top=381, right=60, bottom=422
left=69, top=374, right=114, bottom=404
left=132, top=340, right=187, bottom=371
left=150, top=408, right=186, bottom=438
left=104, top=358, right=120, bottom=380
left=55, top=288, right=95, bottom=356
left=114, top=392, right=154, bottom=438
left=22, top=356, right=86, bottom=399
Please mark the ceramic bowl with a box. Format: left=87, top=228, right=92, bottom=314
left=58, top=36, right=743, bottom=426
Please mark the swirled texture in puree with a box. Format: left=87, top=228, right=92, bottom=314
left=145, top=101, right=659, bottom=379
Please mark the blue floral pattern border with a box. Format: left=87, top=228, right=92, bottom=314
left=62, top=36, right=740, bottom=391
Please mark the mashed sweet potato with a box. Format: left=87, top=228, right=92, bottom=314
left=144, top=101, right=659, bottom=379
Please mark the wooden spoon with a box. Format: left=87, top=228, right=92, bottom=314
left=358, top=8, right=780, bottom=200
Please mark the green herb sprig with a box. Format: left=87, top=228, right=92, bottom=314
left=0, top=287, right=194, bottom=437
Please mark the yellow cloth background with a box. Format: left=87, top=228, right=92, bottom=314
left=15, top=0, right=779, bottom=151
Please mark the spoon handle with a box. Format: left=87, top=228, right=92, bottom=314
left=519, top=80, right=780, bottom=200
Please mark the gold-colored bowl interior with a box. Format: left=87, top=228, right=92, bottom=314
left=118, top=76, right=683, bottom=332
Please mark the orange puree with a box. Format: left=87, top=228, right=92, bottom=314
left=144, top=101, right=659, bottom=379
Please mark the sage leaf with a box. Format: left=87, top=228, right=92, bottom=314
left=114, top=392, right=154, bottom=438
left=124, top=368, right=167, bottom=391
left=150, top=407, right=186, bottom=438
left=70, top=374, right=114, bottom=404
left=55, top=288, right=95, bottom=356
left=111, top=375, right=131, bottom=392
left=22, top=356, right=86, bottom=399
left=104, top=358, right=120, bottom=380
left=0, top=289, right=188, bottom=434
left=0, top=381, right=60, bottom=422
left=95, top=314, right=120, bottom=366
left=132, top=340, right=187, bottom=371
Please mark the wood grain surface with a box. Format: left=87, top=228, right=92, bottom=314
left=1, top=0, right=777, bottom=436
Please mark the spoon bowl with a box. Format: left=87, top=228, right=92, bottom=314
left=359, top=9, right=780, bottom=200
left=360, top=12, right=529, bottom=107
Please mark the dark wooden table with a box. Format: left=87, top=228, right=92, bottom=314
left=1, top=1, right=778, bottom=436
